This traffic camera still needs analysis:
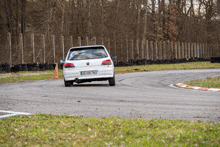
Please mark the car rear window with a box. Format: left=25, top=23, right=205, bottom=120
left=67, top=47, right=108, bottom=60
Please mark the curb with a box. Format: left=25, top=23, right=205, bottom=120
left=172, top=83, right=220, bottom=92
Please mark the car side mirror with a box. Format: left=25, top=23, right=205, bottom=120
left=111, top=56, right=117, bottom=60
left=60, top=60, right=65, bottom=64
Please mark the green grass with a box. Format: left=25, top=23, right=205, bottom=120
left=114, top=62, right=220, bottom=74
left=0, top=114, right=219, bottom=146
left=1, top=62, right=220, bottom=84
left=184, top=76, right=220, bottom=89
left=0, top=70, right=64, bottom=84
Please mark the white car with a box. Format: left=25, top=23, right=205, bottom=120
left=60, top=45, right=116, bottom=87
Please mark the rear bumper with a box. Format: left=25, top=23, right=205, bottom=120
left=63, top=67, right=114, bottom=81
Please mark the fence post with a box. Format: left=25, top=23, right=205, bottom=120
left=150, top=41, right=153, bottom=60
left=146, top=40, right=149, bottom=60
left=167, top=41, right=170, bottom=59
left=170, top=41, right=173, bottom=59
left=120, top=39, right=123, bottom=61
left=193, top=43, right=195, bottom=57
left=187, top=43, right=190, bottom=58
left=126, top=38, right=129, bottom=62
left=70, top=36, right=73, bottom=47
left=184, top=42, right=187, bottom=59
left=42, top=34, right=45, bottom=63
left=202, top=43, right=204, bottom=58
left=86, top=37, right=89, bottom=46
left=208, top=44, right=210, bottom=58
left=190, top=43, right=193, bottom=58
left=114, top=38, right=117, bottom=61
left=142, top=39, right=145, bottom=59
left=31, top=34, right=35, bottom=63
left=19, top=33, right=24, bottom=64
left=136, top=40, right=139, bottom=60
left=7, top=33, right=12, bottom=66
left=178, top=42, right=180, bottom=59
left=155, top=40, right=158, bottom=59
left=52, top=35, right=55, bottom=63
left=205, top=43, right=208, bottom=58
left=159, top=41, right=162, bottom=60
left=61, top=36, right=64, bottom=60
left=199, top=43, right=204, bottom=58
left=174, top=42, right=177, bottom=59
left=108, top=38, right=110, bottom=55
left=218, top=44, right=219, bottom=56
left=163, top=41, right=166, bottom=59
left=181, top=42, right=184, bottom=59
left=78, top=36, right=81, bottom=46
left=93, top=37, right=96, bottom=45
left=131, top=40, right=134, bottom=60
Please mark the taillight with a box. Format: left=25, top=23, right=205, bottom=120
left=102, top=60, right=111, bottom=65
left=64, top=63, right=75, bottom=68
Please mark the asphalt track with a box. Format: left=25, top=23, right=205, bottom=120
left=0, top=69, right=220, bottom=122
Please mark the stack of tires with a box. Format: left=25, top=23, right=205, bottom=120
left=211, top=56, right=220, bottom=63
left=0, top=64, right=2, bottom=73
left=114, top=57, right=211, bottom=67
left=1, top=63, right=11, bottom=73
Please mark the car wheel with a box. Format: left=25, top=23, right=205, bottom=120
left=64, top=79, right=72, bottom=87
left=108, top=75, right=115, bottom=86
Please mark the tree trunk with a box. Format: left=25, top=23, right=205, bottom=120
left=143, top=0, right=148, bottom=40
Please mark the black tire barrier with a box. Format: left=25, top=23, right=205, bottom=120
left=0, top=58, right=211, bottom=73
left=58, top=63, right=63, bottom=70
left=44, top=63, right=49, bottom=70
left=11, top=64, right=22, bottom=73
left=27, top=63, right=34, bottom=71
left=1, top=63, right=11, bottom=73
left=211, top=56, right=220, bottom=63
left=49, top=63, right=56, bottom=70
left=0, top=65, right=2, bottom=73
left=114, top=57, right=210, bottom=67
left=33, top=63, right=40, bottom=71
left=22, top=64, right=28, bottom=71
left=39, top=64, right=45, bottom=71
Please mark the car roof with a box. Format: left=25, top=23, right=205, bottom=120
left=69, top=45, right=106, bottom=50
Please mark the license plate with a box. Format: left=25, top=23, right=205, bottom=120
left=80, top=71, right=97, bottom=76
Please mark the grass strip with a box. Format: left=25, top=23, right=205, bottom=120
left=0, top=114, right=219, bottom=146
left=0, top=62, right=220, bottom=84
left=114, top=62, right=220, bottom=74
left=184, top=76, right=220, bottom=89
left=0, top=70, right=64, bottom=84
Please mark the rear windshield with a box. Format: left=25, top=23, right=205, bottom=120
left=67, top=47, right=108, bottom=60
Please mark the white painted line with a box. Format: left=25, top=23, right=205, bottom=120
left=208, top=89, right=220, bottom=92
left=0, top=110, right=30, bottom=115
left=192, top=87, right=201, bottom=90
left=181, top=85, right=188, bottom=88
left=0, top=110, right=31, bottom=119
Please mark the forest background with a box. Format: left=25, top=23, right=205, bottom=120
left=0, top=0, right=219, bottom=64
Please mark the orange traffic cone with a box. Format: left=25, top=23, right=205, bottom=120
left=53, top=63, right=58, bottom=79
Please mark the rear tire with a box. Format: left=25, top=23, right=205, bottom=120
left=108, top=75, right=115, bottom=86
left=64, top=79, right=72, bottom=87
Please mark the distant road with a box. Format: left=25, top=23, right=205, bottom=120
left=0, top=69, right=220, bottom=122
